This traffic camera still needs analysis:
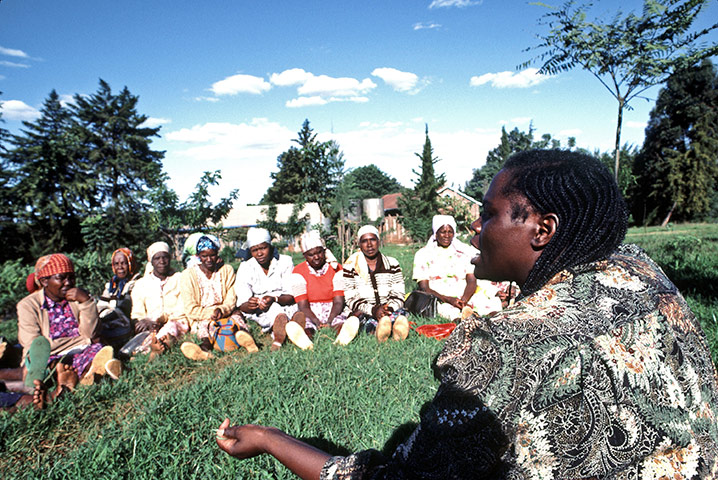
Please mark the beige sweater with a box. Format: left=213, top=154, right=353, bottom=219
left=179, top=264, right=237, bottom=326
left=17, top=289, right=100, bottom=362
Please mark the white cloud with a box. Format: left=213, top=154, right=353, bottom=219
left=163, top=118, right=296, bottom=205
left=270, top=68, right=314, bottom=87
left=298, top=75, right=376, bottom=97
left=413, top=22, right=441, bottom=30
left=0, top=60, right=30, bottom=68
left=626, top=121, right=647, bottom=129
left=470, top=68, right=551, bottom=88
left=372, top=67, right=421, bottom=93
left=0, top=46, right=29, bottom=58
left=210, top=74, right=271, bottom=95
left=0, top=100, right=40, bottom=121
left=429, top=0, right=481, bottom=8
left=140, top=117, right=172, bottom=128
left=59, top=94, right=77, bottom=107
left=286, top=96, right=328, bottom=108
left=194, top=96, right=220, bottom=103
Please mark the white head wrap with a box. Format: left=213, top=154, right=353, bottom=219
left=300, top=231, right=324, bottom=253
left=432, top=215, right=457, bottom=235
left=356, top=225, right=380, bottom=241
left=247, top=227, right=272, bottom=248
left=147, top=241, right=171, bottom=262
left=145, top=241, right=171, bottom=275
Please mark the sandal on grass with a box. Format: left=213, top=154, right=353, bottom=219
left=24, top=336, right=51, bottom=388
left=334, top=316, right=360, bottom=346
left=285, top=322, right=313, bottom=350
left=180, top=342, right=212, bottom=361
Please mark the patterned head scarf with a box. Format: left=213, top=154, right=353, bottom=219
left=111, top=248, right=137, bottom=277
left=27, top=254, right=74, bottom=293
left=247, top=227, right=272, bottom=248
left=196, top=234, right=220, bottom=253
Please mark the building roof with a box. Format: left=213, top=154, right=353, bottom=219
left=382, top=192, right=402, bottom=211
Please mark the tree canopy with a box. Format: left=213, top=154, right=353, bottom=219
left=632, top=59, right=718, bottom=225
left=342, top=164, right=403, bottom=200
left=262, top=119, right=344, bottom=214
left=524, top=0, right=718, bottom=181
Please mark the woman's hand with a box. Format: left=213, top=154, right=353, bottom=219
left=65, top=287, right=90, bottom=303
left=216, top=418, right=269, bottom=459
left=135, top=319, right=160, bottom=333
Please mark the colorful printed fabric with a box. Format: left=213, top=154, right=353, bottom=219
left=321, top=244, right=718, bottom=479
left=48, top=342, right=103, bottom=376
left=43, top=297, right=80, bottom=340
left=196, top=235, right=220, bottom=253
left=34, top=253, right=73, bottom=280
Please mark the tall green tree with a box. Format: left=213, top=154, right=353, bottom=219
left=2, top=90, right=87, bottom=258
left=72, top=79, right=164, bottom=211
left=524, top=0, right=718, bottom=181
left=262, top=119, right=344, bottom=214
left=342, top=164, right=403, bottom=199
left=399, top=125, right=446, bottom=242
left=632, top=59, right=718, bottom=225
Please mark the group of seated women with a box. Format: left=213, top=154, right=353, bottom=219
left=5, top=216, right=506, bottom=409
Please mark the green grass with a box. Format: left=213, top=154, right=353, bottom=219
left=0, top=225, right=716, bottom=478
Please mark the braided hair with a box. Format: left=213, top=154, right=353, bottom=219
left=501, top=150, right=628, bottom=295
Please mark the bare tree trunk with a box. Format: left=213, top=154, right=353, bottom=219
left=660, top=201, right=677, bottom=227
left=613, top=99, right=624, bottom=183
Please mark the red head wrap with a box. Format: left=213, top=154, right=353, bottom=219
left=27, top=254, right=74, bottom=293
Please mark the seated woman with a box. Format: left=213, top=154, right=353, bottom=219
left=235, top=228, right=299, bottom=351
left=342, top=225, right=409, bottom=343
left=128, top=241, right=188, bottom=358
left=412, top=215, right=503, bottom=319
left=17, top=254, right=121, bottom=386
left=284, top=231, right=360, bottom=350
left=97, top=248, right=140, bottom=349
left=180, top=235, right=258, bottom=360
left=217, top=150, right=718, bottom=479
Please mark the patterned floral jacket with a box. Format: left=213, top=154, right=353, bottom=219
left=321, top=244, right=718, bottom=479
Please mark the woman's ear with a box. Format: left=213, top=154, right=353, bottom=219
left=38, top=276, right=48, bottom=288
left=532, top=213, right=558, bottom=249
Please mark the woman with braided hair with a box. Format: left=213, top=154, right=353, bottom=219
left=217, top=150, right=718, bottom=479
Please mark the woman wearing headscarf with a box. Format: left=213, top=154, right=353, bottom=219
left=412, top=215, right=503, bottom=319
left=285, top=230, right=360, bottom=350
left=343, top=225, right=409, bottom=342
left=17, top=254, right=121, bottom=385
left=97, top=248, right=140, bottom=349
left=128, top=241, right=188, bottom=358
left=235, top=227, right=298, bottom=351
left=180, top=234, right=258, bottom=360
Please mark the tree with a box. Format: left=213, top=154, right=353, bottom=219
left=2, top=90, right=87, bottom=258
left=631, top=59, right=718, bottom=225
left=342, top=164, right=403, bottom=199
left=72, top=79, right=165, bottom=212
left=524, top=0, right=718, bottom=181
left=262, top=120, right=344, bottom=214
left=399, top=125, right=446, bottom=242
left=463, top=125, right=574, bottom=200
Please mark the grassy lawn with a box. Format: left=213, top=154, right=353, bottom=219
left=1, top=224, right=716, bottom=479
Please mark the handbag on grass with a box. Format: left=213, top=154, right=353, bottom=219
left=210, top=318, right=241, bottom=352
left=405, top=290, right=438, bottom=318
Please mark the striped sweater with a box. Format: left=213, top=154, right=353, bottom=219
left=342, top=252, right=405, bottom=317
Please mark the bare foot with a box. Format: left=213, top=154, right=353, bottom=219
left=149, top=334, right=166, bottom=361
left=53, top=363, right=79, bottom=400
left=32, top=379, right=48, bottom=410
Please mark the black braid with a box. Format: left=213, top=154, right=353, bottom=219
left=501, top=150, right=628, bottom=296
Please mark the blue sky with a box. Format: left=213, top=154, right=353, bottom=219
left=1, top=0, right=717, bottom=205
